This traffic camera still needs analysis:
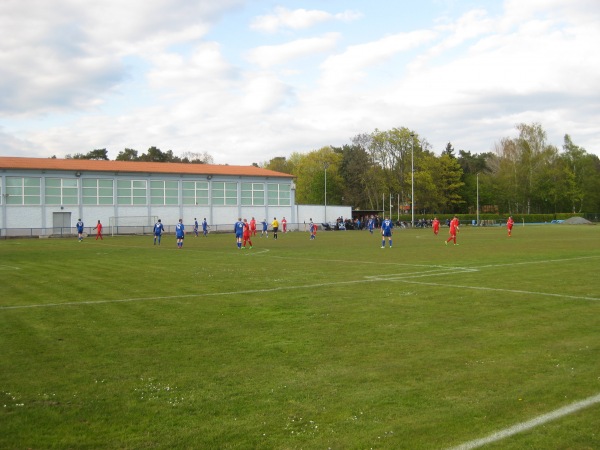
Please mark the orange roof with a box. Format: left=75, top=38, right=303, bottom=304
left=0, top=157, right=293, bottom=179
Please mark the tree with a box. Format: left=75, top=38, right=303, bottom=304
left=116, top=148, right=139, bottom=161
left=291, top=147, right=342, bottom=206
left=436, top=153, right=465, bottom=213
left=457, top=150, right=492, bottom=214
left=362, top=127, right=418, bottom=211
left=86, top=149, right=109, bottom=160
left=180, top=151, right=213, bottom=164
left=263, top=156, right=295, bottom=174
left=492, top=123, right=557, bottom=214
left=442, top=142, right=455, bottom=158
left=336, top=144, right=373, bottom=210
left=66, top=149, right=109, bottom=160
left=138, top=147, right=169, bottom=162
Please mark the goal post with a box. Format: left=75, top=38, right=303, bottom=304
left=109, top=216, right=158, bottom=236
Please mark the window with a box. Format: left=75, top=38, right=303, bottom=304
left=150, top=180, right=179, bottom=205
left=82, top=179, right=114, bottom=205
left=241, top=182, right=265, bottom=206
left=45, top=178, right=79, bottom=205
left=212, top=182, right=237, bottom=206
left=117, top=180, right=147, bottom=205
left=267, top=183, right=291, bottom=206
left=182, top=181, right=209, bottom=206
left=5, top=177, right=41, bottom=205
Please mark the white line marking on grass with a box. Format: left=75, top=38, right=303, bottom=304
left=1, top=265, right=474, bottom=311
left=365, top=268, right=478, bottom=281
left=476, top=255, right=600, bottom=269
left=268, top=254, right=456, bottom=269
left=0, top=277, right=392, bottom=310
left=447, top=392, right=600, bottom=450
left=393, top=280, right=600, bottom=302
left=0, top=265, right=21, bottom=270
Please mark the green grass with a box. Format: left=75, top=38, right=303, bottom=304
left=1, top=225, right=599, bottom=449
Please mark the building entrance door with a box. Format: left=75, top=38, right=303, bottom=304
left=53, top=212, right=71, bottom=236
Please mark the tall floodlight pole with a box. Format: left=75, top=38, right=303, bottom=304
left=324, top=162, right=329, bottom=224
left=476, top=172, right=480, bottom=226
left=410, top=133, right=415, bottom=228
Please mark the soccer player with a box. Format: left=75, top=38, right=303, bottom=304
left=176, top=219, right=185, bottom=248
left=445, top=215, right=460, bottom=245
left=242, top=219, right=253, bottom=249
left=234, top=217, right=245, bottom=249
left=272, top=217, right=279, bottom=240
left=76, top=218, right=84, bottom=242
left=261, top=219, right=268, bottom=238
left=381, top=216, right=393, bottom=248
left=202, top=218, right=208, bottom=237
left=281, top=217, right=287, bottom=233
left=193, top=218, right=199, bottom=237
left=153, top=219, right=164, bottom=245
left=249, top=217, right=257, bottom=236
left=311, top=219, right=318, bottom=240
left=93, top=220, right=103, bottom=240
left=507, top=216, right=514, bottom=237
left=368, top=215, right=375, bottom=234
left=432, top=217, right=440, bottom=235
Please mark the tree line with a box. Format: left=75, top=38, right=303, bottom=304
left=60, top=122, right=600, bottom=215
left=65, top=147, right=213, bottom=164
left=263, top=122, right=600, bottom=215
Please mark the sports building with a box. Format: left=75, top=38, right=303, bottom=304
left=0, top=157, right=296, bottom=237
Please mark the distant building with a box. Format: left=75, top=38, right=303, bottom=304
left=0, top=157, right=295, bottom=236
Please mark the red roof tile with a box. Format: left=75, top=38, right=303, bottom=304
left=0, top=157, right=293, bottom=179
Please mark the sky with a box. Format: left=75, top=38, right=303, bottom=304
left=1, top=0, right=599, bottom=166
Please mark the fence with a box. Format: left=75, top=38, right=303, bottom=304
left=0, top=222, right=316, bottom=239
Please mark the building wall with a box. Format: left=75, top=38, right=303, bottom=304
left=1, top=170, right=296, bottom=235
left=296, top=205, right=352, bottom=225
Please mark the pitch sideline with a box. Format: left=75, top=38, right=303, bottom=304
left=446, top=392, right=600, bottom=450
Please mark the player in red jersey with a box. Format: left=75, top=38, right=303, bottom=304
left=242, top=219, right=253, bottom=249
left=445, top=216, right=459, bottom=245
left=507, top=216, right=514, bottom=237
left=93, top=220, right=103, bottom=240
left=432, top=217, right=440, bottom=235
left=282, top=217, right=287, bottom=233
left=249, top=217, right=257, bottom=236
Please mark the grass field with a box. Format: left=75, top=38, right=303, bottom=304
left=1, top=224, right=599, bottom=449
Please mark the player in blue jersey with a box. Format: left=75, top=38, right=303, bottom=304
left=76, top=218, right=84, bottom=241
left=261, top=219, right=268, bottom=238
left=193, top=218, right=199, bottom=237
left=202, top=218, right=208, bottom=236
left=368, top=215, right=375, bottom=234
left=381, top=216, right=393, bottom=248
left=175, top=219, right=185, bottom=248
left=153, top=219, right=164, bottom=245
left=234, top=217, right=245, bottom=249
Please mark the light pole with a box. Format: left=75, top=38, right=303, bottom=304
left=324, top=162, right=329, bottom=224
left=476, top=172, right=480, bottom=226
left=410, top=133, right=415, bottom=228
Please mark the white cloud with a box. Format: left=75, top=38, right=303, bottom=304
left=319, top=30, right=438, bottom=88
left=0, top=0, right=241, bottom=116
left=250, top=7, right=362, bottom=33
left=245, top=33, right=340, bottom=67
left=0, top=0, right=599, bottom=164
